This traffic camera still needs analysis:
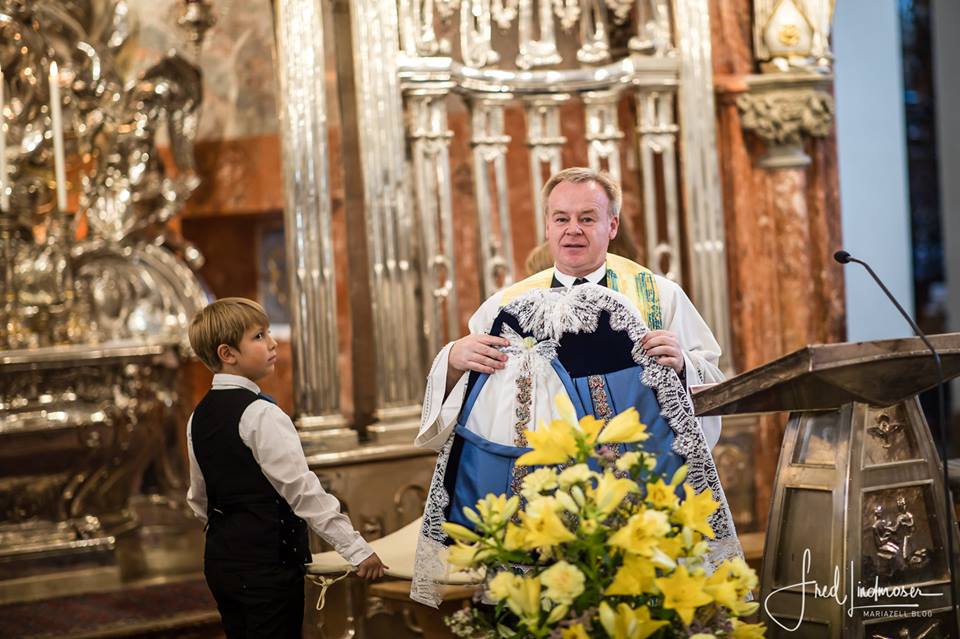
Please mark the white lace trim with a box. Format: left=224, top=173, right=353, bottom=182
left=411, top=435, right=454, bottom=607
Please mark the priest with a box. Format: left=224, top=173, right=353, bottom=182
left=416, top=167, right=725, bottom=452
left=410, top=167, right=738, bottom=607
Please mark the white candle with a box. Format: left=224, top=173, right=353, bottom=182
left=0, top=64, right=7, bottom=212
left=49, top=61, right=67, bottom=212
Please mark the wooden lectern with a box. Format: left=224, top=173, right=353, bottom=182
left=694, top=334, right=960, bottom=639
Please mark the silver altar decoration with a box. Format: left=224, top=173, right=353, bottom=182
left=470, top=94, right=515, bottom=300
left=675, top=0, right=733, bottom=368
left=634, top=87, right=681, bottom=280
left=583, top=89, right=623, bottom=182
left=178, top=0, right=217, bottom=47
left=391, top=0, right=728, bottom=323
left=526, top=94, right=569, bottom=240
left=406, top=85, right=459, bottom=360
left=272, top=0, right=354, bottom=447
left=345, top=0, right=429, bottom=443
left=0, top=0, right=207, bottom=595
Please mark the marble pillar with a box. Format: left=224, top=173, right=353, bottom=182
left=710, top=0, right=846, bottom=524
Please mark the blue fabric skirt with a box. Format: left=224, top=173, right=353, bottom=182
left=444, top=362, right=685, bottom=529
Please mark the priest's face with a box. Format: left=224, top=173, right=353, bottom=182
left=545, top=180, right=619, bottom=277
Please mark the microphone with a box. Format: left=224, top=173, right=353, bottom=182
left=833, top=249, right=852, bottom=264
left=835, top=248, right=956, bottom=623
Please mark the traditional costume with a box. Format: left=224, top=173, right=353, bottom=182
left=411, top=255, right=740, bottom=607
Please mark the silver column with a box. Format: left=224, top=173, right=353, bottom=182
left=634, top=88, right=682, bottom=281
left=273, top=0, right=353, bottom=440
left=526, top=94, right=569, bottom=238
left=675, top=0, right=733, bottom=366
left=470, top=94, right=515, bottom=300
left=583, top=89, right=624, bottom=182
left=346, top=0, right=426, bottom=442
left=407, top=85, right=458, bottom=359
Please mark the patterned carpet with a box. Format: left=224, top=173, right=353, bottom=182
left=0, top=578, right=224, bottom=639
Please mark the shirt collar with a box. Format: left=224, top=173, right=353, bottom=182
left=553, top=262, right=607, bottom=288
left=211, top=373, right=261, bottom=394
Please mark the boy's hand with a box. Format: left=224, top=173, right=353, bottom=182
left=355, top=553, right=387, bottom=580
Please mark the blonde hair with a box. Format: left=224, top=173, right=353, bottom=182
left=188, top=297, right=269, bottom=372
left=540, top=167, right=622, bottom=220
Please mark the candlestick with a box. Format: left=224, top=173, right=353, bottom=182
left=49, top=61, right=67, bottom=212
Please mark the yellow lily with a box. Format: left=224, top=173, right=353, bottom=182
left=474, top=493, right=520, bottom=527
left=546, top=603, right=570, bottom=624
left=604, top=554, right=658, bottom=597
left=487, top=571, right=519, bottom=602
left=656, top=536, right=684, bottom=561
left=561, top=624, right=590, bottom=639
left=654, top=565, right=713, bottom=625
left=578, top=414, right=604, bottom=446
left=703, top=568, right=741, bottom=610
left=670, top=465, right=688, bottom=486
left=520, top=497, right=576, bottom=550
left=608, top=508, right=671, bottom=556
left=539, top=560, right=585, bottom=605
left=502, top=522, right=527, bottom=551
left=597, top=407, right=649, bottom=444
left=446, top=542, right=480, bottom=568
left=505, top=574, right=542, bottom=622
left=598, top=602, right=668, bottom=639
left=555, top=392, right=578, bottom=426
left=645, top=477, right=680, bottom=510
left=593, top=471, right=640, bottom=515
left=517, top=419, right=579, bottom=466
left=731, top=620, right=767, bottom=639
left=554, top=490, right=580, bottom=513
left=672, top=484, right=719, bottom=539
left=442, top=522, right=481, bottom=543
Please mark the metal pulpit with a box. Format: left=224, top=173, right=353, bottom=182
left=694, top=334, right=960, bottom=638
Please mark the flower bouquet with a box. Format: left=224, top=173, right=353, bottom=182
left=442, top=395, right=765, bottom=639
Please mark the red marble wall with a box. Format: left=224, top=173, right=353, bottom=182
left=710, top=0, right=846, bottom=521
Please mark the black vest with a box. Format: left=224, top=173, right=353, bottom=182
left=191, top=388, right=310, bottom=567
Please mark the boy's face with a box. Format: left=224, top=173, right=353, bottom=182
left=218, top=324, right=278, bottom=381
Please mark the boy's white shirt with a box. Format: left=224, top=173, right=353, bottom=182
left=186, top=373, right=373, bottom=566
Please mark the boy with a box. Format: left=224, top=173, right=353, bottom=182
left=186, top=297, right=385, bottom=638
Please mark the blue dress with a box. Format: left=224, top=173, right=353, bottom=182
left=444, top=308, right=685, bottom=529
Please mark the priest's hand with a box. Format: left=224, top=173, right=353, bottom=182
left=356, top=553, right=387, bottom=580
left=449, top=333, right=510, bottom=379
left=641, top=330, right=685, bottom=374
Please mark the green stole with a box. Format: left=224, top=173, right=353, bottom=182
left=499, top=253, right=663, bottom=330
